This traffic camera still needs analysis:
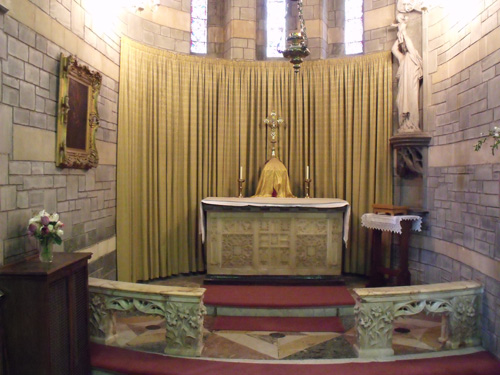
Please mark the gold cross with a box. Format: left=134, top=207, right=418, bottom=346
left=263, top=111, right=284, bottom=158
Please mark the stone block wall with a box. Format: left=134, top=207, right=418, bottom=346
left=207, top=0, right=224, bottom=56
left=362, top=0, right=398, bottom=54
left=223, top=0, right=257, bottom=60
left=124, top=3, right=191, bottom=53
left=409, top=1, right=500, bottom=358
left=302, top=0, right=328, bottom=59
left=0, top=0, right=120, bottom=280
left=327, top=0, right=344, bottom=56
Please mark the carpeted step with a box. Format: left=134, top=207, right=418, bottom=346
left=203, top=285, right=355, bottom=308
left=209, top=315, right=345, bottom=332
left=91, top=343, right=500, bottom=375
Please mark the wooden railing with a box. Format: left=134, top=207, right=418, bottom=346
left=88, top=278, right=206, bottom=357
left=353, top=281, right=483, bottom=358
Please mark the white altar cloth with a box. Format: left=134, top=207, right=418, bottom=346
left=361, top=213, right=422, bottom=234
left=200, top=197, right=350, bottom=244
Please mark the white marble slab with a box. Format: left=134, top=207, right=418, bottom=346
left=89, top=277, right=205, bottom=298
left=354, top=281, right=482, bottom=298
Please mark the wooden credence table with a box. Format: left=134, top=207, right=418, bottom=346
left=362, top=205, right=422, bottom=287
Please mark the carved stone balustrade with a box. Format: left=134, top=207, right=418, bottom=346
left=353, top=281, right=483, bottom=358
left=88, top=278, right=206, bottom=357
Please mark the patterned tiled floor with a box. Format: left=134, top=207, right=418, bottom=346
left=111, top=275, right=447, bottom=360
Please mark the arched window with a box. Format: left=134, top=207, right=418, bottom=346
left=267, top=0, right=287, bottom=58
left=191, top=0, right=208, bottom=54
left=345, top=0, right=363, bottom=55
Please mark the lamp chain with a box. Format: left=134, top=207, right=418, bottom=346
left=297, top=0, right=308, bottom=44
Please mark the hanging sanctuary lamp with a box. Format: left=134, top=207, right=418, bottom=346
left=282, top=0, right=310, bottom=73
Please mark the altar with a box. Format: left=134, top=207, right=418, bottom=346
left=200, top=197, right=350, bottom=280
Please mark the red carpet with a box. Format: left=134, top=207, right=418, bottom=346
left=211, top=316, right=345, bottom=332
left=91, top=343, right=500, bottom=375
left=203, top=285, right=355, bottom=308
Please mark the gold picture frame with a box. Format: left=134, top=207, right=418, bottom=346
left=56, top=54, right=102, bottom=169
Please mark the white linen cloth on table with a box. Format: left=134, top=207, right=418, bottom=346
left=361, top=213, right=422, bottom=234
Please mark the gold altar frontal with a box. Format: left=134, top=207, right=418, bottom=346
left=201, top=198, right=350, bottom=280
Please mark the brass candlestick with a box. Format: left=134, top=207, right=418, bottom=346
left=238, top=178, right=245, bottom=198
left=304, top=178, right=311, bottom=198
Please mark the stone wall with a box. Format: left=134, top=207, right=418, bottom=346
left=0, top=0, right=201, bottom=279
left=124, top=1, right=191, bottom=53
left=363, top=0, right=398, bottom=54
left=301, top=0, right=328, bottom=59
left=0, top=0, right=121, bottom=279
left=408, top=1, right=500, bottom=358
left=327, top=0, right=343, bottom=56
left=207, top=0, right=224, bottom=57
left=223, top=0, right=257, bottom=60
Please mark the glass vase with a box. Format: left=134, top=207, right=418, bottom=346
left=39, top=241, right=54, bottom=263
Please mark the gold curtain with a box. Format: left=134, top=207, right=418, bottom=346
left=117, top=37, right=392, bottom=282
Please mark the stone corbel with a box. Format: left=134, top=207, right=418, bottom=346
left=0, top=4, right=8, bottom=13
left=390, top=132, right=431, bottom=178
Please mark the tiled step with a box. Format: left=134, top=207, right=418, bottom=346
left=206, top=304, right=354, bottom=317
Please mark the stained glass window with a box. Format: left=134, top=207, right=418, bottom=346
left=267, top=0, right=287, bottom=58
left=191, top=0, right=207, bottom=54
left=345, top=0, right=363, bottom=55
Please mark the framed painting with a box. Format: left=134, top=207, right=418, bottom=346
left=56, top=54, right=102, bottom=169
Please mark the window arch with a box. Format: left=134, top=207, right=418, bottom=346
left=191, top=0, right=208, bottom=54
left=266, top=0, right=287, bottom=58
left=345, top=0, right=363, bottom=55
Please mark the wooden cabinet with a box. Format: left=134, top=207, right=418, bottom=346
left=0, top=253, right=92, bottom=375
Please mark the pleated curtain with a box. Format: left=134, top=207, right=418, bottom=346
left=117, top=37, right=393, bottom=282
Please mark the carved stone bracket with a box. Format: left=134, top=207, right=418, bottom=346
left=354, top=281, right=483, bottom=358
left=88, top=278, right=206, bottom=357
left=390, top=132, right=431, bottom=178
left=89, top=294, right=117, bottom=344
left=355, top=301, right=396, bottom=357
left=447, top=295, right=481, bottom=349
left=164, top=300, right=207, bottom=356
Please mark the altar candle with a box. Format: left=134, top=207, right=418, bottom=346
left=306, top=165, right=310, bottom=180
left=240, top=166, right=243, bottom=180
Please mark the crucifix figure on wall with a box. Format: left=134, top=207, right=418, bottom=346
left=263, top=111, right=284, bottom=159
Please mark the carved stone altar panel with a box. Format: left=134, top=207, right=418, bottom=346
left=206, top=211, right=344, bottom=276
left=296, top=235, right=327, bottom=268
left=221, top=234, right=254, bottom=268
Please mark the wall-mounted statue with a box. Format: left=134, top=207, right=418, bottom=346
left=391, top=9, right=423, bottom=133
left=389, top=0, right=431, bottom=178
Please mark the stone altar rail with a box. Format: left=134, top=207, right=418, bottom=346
left=88, top=278, right=206, bottom=357
left=353, top=281, right=483, bottom=358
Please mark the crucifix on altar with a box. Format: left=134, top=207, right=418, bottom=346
left=263, top=111, right=284, bottom=159
left=252, top=111, right=296, bottom=198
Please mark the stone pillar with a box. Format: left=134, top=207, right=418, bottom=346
left=256, top=0, right=266, bottom=60
left=208, top=0, right=224, bottom=56
left=302, top=0, right=328, bottom=59
left=327, top=0, right=344, bottom=57
left=224, top=0, right=257, bottom=60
